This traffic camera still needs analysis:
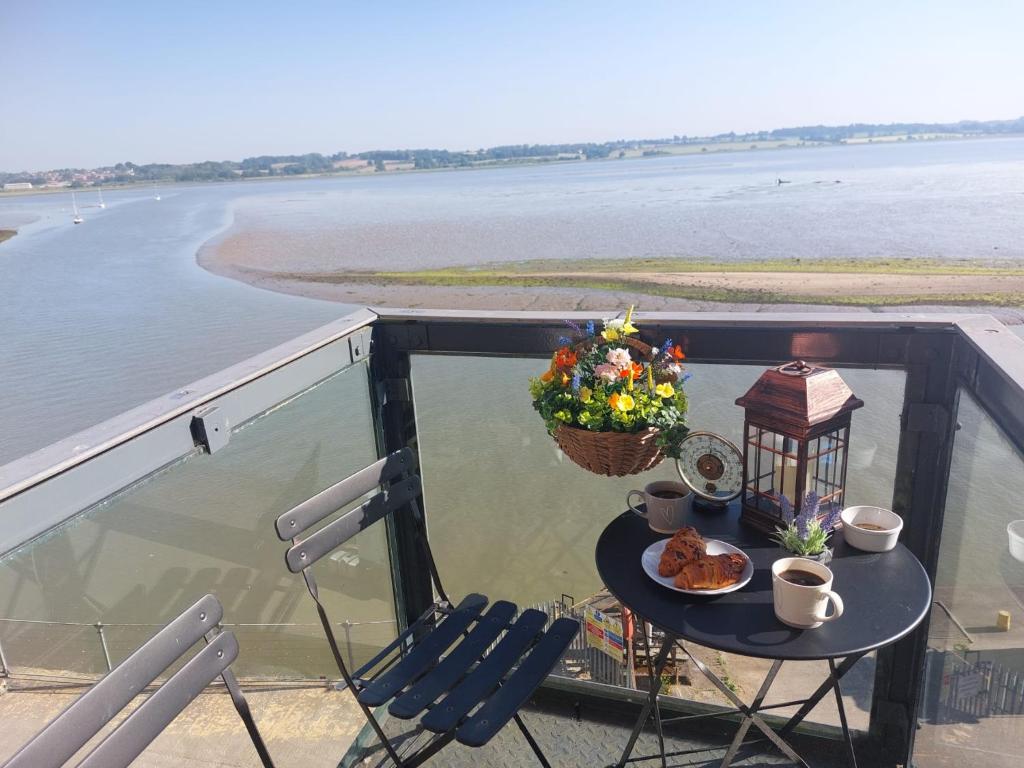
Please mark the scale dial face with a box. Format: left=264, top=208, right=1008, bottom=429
left=676, top=432, right=744, bottom=503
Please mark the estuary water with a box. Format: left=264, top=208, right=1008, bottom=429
left=0, top=140, right=1023, bottom=692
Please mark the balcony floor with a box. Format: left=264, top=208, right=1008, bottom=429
left=346, top=690, right=856, bottom=768
left=0, top=679, right=860, bottom=768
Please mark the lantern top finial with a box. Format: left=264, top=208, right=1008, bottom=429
left=735, top=360, right=863, bottom=433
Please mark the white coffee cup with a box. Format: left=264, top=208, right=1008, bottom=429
left=627, top=480, right=692, bottom=533
left=771, top=557, right=845, bottom=629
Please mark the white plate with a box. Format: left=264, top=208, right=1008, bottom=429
left=641, top=538, right=753, bottom=595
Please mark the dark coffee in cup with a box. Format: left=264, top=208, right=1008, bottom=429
left=779, top=569, right=826, bottom=587
left=651, top=490, right=686, bottom=499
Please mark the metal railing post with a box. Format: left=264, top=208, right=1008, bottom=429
left=95, top=622, right=113, bottom=672
left=342, top=620, right=356, bottom=671
left=0, top=636, right=10, bottom=677
left=369, top=322, right=435, bottom=633
left=872, top=330, right=961, bottom=766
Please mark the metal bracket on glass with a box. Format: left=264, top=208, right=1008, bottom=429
left=348, top=327, right=372, bottom=364
left=191, top=405, right=230, bottom=454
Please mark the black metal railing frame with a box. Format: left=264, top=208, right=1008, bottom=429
left=369, top=308, right=1024, bottom=767
left=2, top=307, right=1023, bottom=767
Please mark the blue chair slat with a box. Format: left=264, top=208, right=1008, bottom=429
left=357, top=594, right=488, bottom=707
left=455, top=617, right=579, bottom=748
left=389, top=600, right=517, bottom=720
left=420, top=608, right=548, bottom=735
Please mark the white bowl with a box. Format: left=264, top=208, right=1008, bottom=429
left=840, top=506, right=903, bottom=552
left=1009, top=521, right=1024, bottom=563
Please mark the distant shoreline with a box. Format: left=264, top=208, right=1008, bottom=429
left=5, top=132, right=1024, bottom=199
left=0, top=229, right=16, bottom=245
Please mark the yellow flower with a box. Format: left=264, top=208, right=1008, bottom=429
left=621, top=304, right=639, bottom=335
left=655, top=382, right=675, bottom=398
left=601, top=327, right=620, bottom=341
left=615, top=394, right=636, bottom=412
left=579, top=386, right=593, bottom=403
left=560, top=372, right=571, bottom=387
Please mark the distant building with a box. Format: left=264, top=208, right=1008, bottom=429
left=3, top=182, right=33, bottom=191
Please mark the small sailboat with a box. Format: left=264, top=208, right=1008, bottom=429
left=153, top=182, right=161, bottom=201
left=97, top=187, right=106, bottom=209
left=72, top=191, right=84, bottom=224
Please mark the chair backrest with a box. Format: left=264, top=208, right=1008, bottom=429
left=275, top=447, right=422, bottom=574
left=2, top=595, right=273, bottom=768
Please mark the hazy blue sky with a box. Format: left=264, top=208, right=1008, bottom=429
left=3, top=1, right=1022, bottom=170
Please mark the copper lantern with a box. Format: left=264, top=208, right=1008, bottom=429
left=735, top=360, right=863, bottom=533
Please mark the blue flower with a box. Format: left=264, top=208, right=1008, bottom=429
left=661, top=339, right=673, bottom=355
left=558, top=335, right=571, bottom=346
left=585, top=320, right=596, bottom=336
left=682, top=373, right=693, bottom=383
left=571, top=373, right=581, bottom=392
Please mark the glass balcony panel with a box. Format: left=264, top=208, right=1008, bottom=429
left=0, top=362, right=393, bottom=680
left=411, top=355, right=903, bottom=731
left=914, top=391, right=1024, bottom=767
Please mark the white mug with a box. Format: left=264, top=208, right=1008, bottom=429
left=627, top=480, right=692, bottom=533
left=771, top=557, right=845, bottom=629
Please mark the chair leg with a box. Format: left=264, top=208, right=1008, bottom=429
left=513, top=712, right=553, bottom=768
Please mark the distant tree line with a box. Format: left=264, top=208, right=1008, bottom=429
left=3, top=117, right=1022, bottom=184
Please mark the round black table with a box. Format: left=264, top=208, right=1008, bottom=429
left=595, top=506, right=932, bottom=768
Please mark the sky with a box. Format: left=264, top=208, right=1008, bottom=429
left=2, top=0, right=1023, bottom=171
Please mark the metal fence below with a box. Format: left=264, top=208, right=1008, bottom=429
left=0, top=615, right=396, bottom=681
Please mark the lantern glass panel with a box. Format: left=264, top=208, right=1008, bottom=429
left=807, top=427, right=848, bottom=508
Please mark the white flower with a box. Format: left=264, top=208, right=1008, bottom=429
left=606, top=348, right=631, bottom=369
left=594, top=363, right=620, bottom=383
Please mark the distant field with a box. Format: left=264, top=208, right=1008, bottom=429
left=275, top=256, right=1024, bottom=308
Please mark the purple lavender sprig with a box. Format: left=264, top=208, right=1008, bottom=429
left=778, top=493, right=795, bottom=526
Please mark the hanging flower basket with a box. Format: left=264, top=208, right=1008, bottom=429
left=554, top=424, right=665, bottom=477
left=529, top=307, right=691, bottom=478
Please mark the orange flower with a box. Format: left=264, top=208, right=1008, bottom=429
left=540, top=369, right=554, bottom=383
left=670, top=345, right=686, bottom=361
left=608, top=392, right=620, bottom=410
left=618, top=361, right=644, bottom=379
left=554, top=347, right=577, bottom=369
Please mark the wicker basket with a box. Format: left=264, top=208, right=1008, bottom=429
left=554, top=424, right=665, bottom=477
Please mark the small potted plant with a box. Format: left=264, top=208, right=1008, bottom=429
left=770, top=492, right=841, bottom=564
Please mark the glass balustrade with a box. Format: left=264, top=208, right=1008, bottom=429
left=0, top=362, right=394, bottom=679
left=913, top=391, right=1024, bottom=768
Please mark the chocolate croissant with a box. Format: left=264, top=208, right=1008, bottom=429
left=674, top=553, right=747, bottom=590
left=658, top=527, right=708, bottom=576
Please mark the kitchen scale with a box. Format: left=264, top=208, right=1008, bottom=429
left=675, top=431, right=744, bottom=513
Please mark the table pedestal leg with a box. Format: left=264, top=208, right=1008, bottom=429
left=680, top=645, right=808, bottom=768
left=614, top=628, right=674, bottom=768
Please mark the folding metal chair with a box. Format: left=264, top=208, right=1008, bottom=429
left=276, top=447, right=579, bottom=767
left=1, top=594, right=274, bottom=768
